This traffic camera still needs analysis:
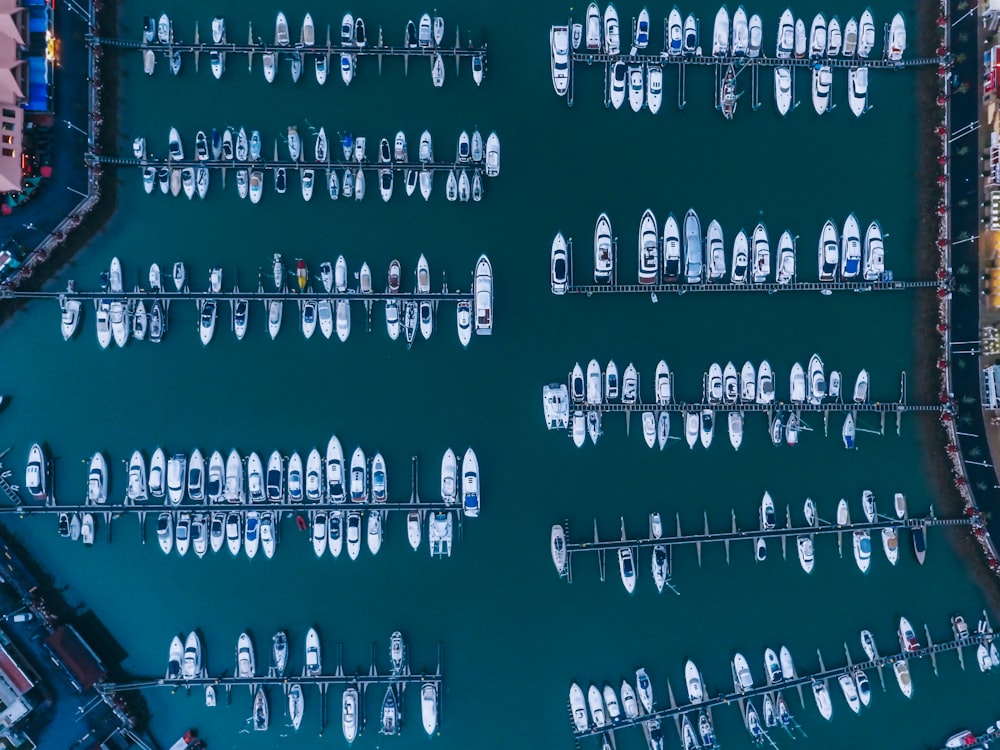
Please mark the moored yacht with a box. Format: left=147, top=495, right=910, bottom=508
left=863, top=221, right=885, bottom=281
left=638, top=209, right=658, bottom=284
left=818, top=219, right=839, bottom=281
left=684, top=209, right=703, bottom=283
left=594, top=213, right=613, bottom=283
left=812, top=64, right=833, bottom=114
left=849, top=66, right=869, bottom=117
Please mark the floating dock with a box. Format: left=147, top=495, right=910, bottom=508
left=94, top=155, right=491, bottom=174
left=554, top=510, right=965, bottom=585
left=568, top=620, right=993, bottom=744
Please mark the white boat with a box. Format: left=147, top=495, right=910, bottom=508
left=430, top=52, right=444, bottom=87
left=25, top=444, right=47, bottom=501
left=326, top=436, right=345, bottom=503
left=685, top=410, right=699, bottom=448
left=713, top=6, right=730, bottom=56
left=757, top=360, right=775, bottom=404
left=646, top=65, right=663, bottom=115
left=683, top=13, right=698, bottom=55
left=418, top=13, right=433, bottom=47
left=306, top=449, right=323, bottom=503
left=809, top=13, right=827, bottom=58
left=284, top=451, right=302, bottom=503
left=380, top=686, right=398, bottom=735
left=620, top=679, right=639, bottom=719
left=882, top=526, right=899, bottom=564
left=797, top=535, right=815, bottom=573
left=667, top=8, right=683, bottom=55
left=764, top=647, right=783, bottom=684
left=886, top=13, right=906, bottom=62
left=635, top=668, right=654, bottom=714
left=340, top=52, right=356, bottom=85
left=346, top=512, right=362, bottom=560
left=156, top=512, right=173, bottom=554
left=551, top=25, right=570, bottom=96
left=638, top=209, right=658, bottom=284
left=594, top=212, right=614, bottom=283
left=828, top=16, right=842, bottom=56
left=848, top=66, right=869, bottom=117
left=807, top=353, right=826, bottom=404
left=258, top=511, right=275, bottom=559
left=684, top=209, right=703, bottom=283
left=774, top=67, right=792, bottom=116
left=605, top=361, right=619, bottom=401
left=79, top=512, right=95, bottom=546
left=235, top=632, right=255, bottom=680
left=609, top=61, right=626, bottom=109
left=812, top=680, right=833, bottom=719
left=893, top=659, right=913, bottom=698
left=732, top=6, right=749, bottom=55
left=651, top=541, right=669, bottom=589
left=723, top=361, right=739, bottom=403
left=818, top=219, right=839, bottom=281
left=275, top=11, right=290, bottom=45
left=288, top=684, right=304, bottom=730
left=156, top=13, right=171, bottom=44
left=421, top=683, right=438, bottom=736
left=224, top=511, right=241, bottom=556
left=699, top=409, right=714, bottom=449
left=182, top=631, right=202, bottom=679
left=855, top=668, right=871, bottom=706
left=441, top=449, right=458, bottom=505
left=642, top=411, right=656, bottom=448
left=748, top=13, right=762, bottom=56
left=804, top=497, right=817, bottom=526
left=863, top=221, right=885, bottom=281
left=627, top=64, right=645, bottom=111
left=900, top=616, right=921, bottom=652
left=775, top=231, right=795, bottom=283
left=685, top=660, right=704, bottom=703
left=586, top=359, right=603, bottom=405
left=977, top=644, right=992, bottom=672
left=87, top=452, right=107, bottom=504
left=776, top=9, right=794, bottom=57
left=857, top=9, right=875, bottom=59
left=729, top=229, right=749, bottom=283
left=853, top=529, right=872, bottom=573
left=585, top=3, right=602, bottom=50
left=843, top=17, right=858, bottom=56
left=588, top=685, right=606, bottom=728
left=474, top=254, right=493, bottom=336
left=603, top=683, right=621, bottom=723
left=224, top=449, right=243, bottom=503
left=304, top=627, right=322, bottom=676
left=604, top=3, right=620, bottom=54
left=367, top=508, right=383, bottom=555
left=622, top=363, right=638, bottom=404
left=707, top=219, right=726, bottom=280
left=551, top=233, right=569, bottom=295
left=745, top=701, right=763, bottom=742
left=328, top=510, right=343, bottom=558
left=733, top=652, right=753, bottom=692
left=653, top=360, right=672, bottom=405
left=707, top=362, right=723, bottom=403
left=760, top=492, right=777, bottom=530
left=618, top=547, right=636, bottom=594
left=462, top=448, right=480, bottom=517
left=342, top=686, right=359, bottom=742
left=843, top=412, right=856, bottom=449
left=812, top=64, right=833, bottom=114
left=779, top=645, right=797, bottom=681
left=842, top=213, right=862, bottom=278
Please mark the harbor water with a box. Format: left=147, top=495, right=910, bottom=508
left=1, top=0, right=997, bottom=747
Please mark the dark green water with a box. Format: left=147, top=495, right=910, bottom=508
left=1, top=0, right=997, bottom=747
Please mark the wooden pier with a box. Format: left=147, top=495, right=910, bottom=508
left=568, top=623, right=993, bottom=742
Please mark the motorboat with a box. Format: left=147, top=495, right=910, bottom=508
left=635, top=668, right=654, bottom=714
left=304, top=627, right=321, bottom=676
left=812, top=64, right=833, bottom=114
left=156, top=512, right=173, bottom=554
left=620, top=679, right=639, bottom=719
left=684, top=209, right=703, bottom=283
left=723, top=361, right=738, bottom=403
left=863, top=221, right=885, bottom=281
left=551, top=233, right=569, bottom=294
left=605, top=361, right=619, bottom=401
left=853, top=529, right=872, bottom=573
left=807, top=353, right=826, bottom=404
left=882, top=526, right=899, bottom=565
left=654, top=360, right=672, bottom=405
left=367, top=507, right=383, bottom=555
left=585, top=3, right=602, bottom=50
left=760, top=492, right=776, bottom=530
left=803, top=497, right=818, bottom=526
left=730, top=229, right=749, bottom=283
left=462, top=448, right=480, bottom=517
left=149, top=448, right=167, bottom=500
left=662, top=214, right=681, bottom=280
left=642, top=411, right=656, bottom=448
left=418, top=12, right=433, bottom=47
left=441, top=449, right=458, bottom=505
left=603, top=3, right=620, bottom=54
left=430, top=52, right=445, bottom=87
left=287, top=683, right=303, bottom=730
left=685, top=660, right=704, bottom=703
left=157, top=13, right=171, bottom=44
left=775, top=231, right=795, bottom=283
left=246, top=452, right=265, bottom=503
left=683, top=13, right=698, bottom=55
left=764, top=647, right=783, bottom=684
left=713, top=6, right=730, bottom=56
left=843, top=17, right=858, bottom=56
left=258, top=511, right=275, bottom=559
left=779, top=646, right=797, bottom=681
left=550, top=25, right=570, bottom=96
left=305, top=449, right=323, bottom=503
left=740, top=361, right=756, bottom=402
left=25, top=444, right=46, bottom=500
left=182, top=631, right=202, bottom=679
left=733, top=653, right=753, bottom=692
left=774, top=67, right=792, bottom=116
left=603, top=683, right=622, bottom=723
left=886, top=13, right=906, bottom=62
left=855, top=668, right=871, bottom=706
left=248, top=171, right=263, bottom=203
left=652, top=542, right=669, bottom=590
left=79, top=512, right=94, bottom=546
left=622, top=363, right=638, bottom=404
left=551, top=524, right=567, bottom=575
left=421, top=683, right=438, bottom=736
left=732, top=6, right=749, bottom=55
left=340, top=52, right=356, bottom=85
left=699, top=713, right=717, bottom=746
left=224, top=449, right=243, bottom=503
left=472, top=53, right=485, bottom=85
left=342, top=686, right=359, bottom=742
left=755, top=359, right=774, bottom=405
left=315, top=51, right=328, bottom=85
left=685, top=410, right=699, bottom=448
left=797, top=535, right=815, bottom=573
left=900, top=616, right=921, bottom=653
left=235, top=632, right=255, bottom=680
left=474, top=254, right=494, bottom=337
left=285, top=452, right=303, bottom=503
left=707, top=220, right=726, bottom=280
left=667, top=8, right=683, bottom=55
left=809, top=13, right=827, bottom=58
left=720, top=64, right=738, bottom=120
left=609, top=61, right=626, bottom=109
left=87, top=452, right=107, bottom=504
left=618, top=547, right=636, bottom=594
left=745, top=700, right=764, bottom=741
left=848, top=66, right=869, bottom=117
left=187, top=449, right=204, bottom=502
left=638, top=209, right=658, bottom=284
left=586, top=359, right=603, bottom=405
left=841, top=213, right=862, bottom=278
left=843, top=412, right=856, bottom=449
left=913, top=523, right=927, bottom=564
left=328, top=510, right=344, bottom=558
left=627, top=65, right=645, bottom=112
left=647, top=65, right=663, bottom=114
left=594, top=213, right=613, bottom=283
left=326, top=436, right=345, bottom=503
left=699, top=409, right=714, bottom=449
left=812, top=680, right=833, bottom=720
left=275, top=11, right=290, bottom=45
left=893, top=659, right=913, bottom=698
left=748, top=13, right=762, bottom=56
left=828, top=16, right=842, bottom=55
left=61, top=296, right=82, bottom=340
left=858, top=9, right=875, bottom=58
left=707, top=362, right=724, bottom=403
left=818, top=219, right=839, bottom=281
left=166, top=635, right=183, bottom=680
left=776, top=9, right=794, bottom=57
